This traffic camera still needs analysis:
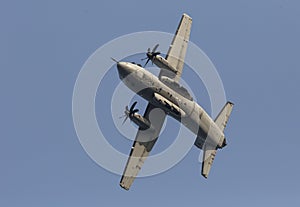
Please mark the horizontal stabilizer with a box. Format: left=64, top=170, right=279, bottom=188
left=201, top=144, right=217, bottom=178
left=201, top=102, right=233, bottom=178
left=214, top=102, right=234, bottom=132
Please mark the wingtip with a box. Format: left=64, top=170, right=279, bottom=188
left=227, top=101, right=234, bottom=106
left=201, top=173, right=208, bottom=179
left=119, top=183, right=130, bottom=191
left=183, top=13, right=192, bottom=20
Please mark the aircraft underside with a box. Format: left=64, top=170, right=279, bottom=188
left=115, top=13, right=233, bottom=190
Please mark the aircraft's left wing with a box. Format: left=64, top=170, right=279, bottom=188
left=120, top=103, right=166, bottom=190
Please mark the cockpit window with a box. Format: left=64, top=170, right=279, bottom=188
left=131, top=62, right=142, bottom=67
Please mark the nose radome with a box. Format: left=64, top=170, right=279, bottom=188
left=117, top=62, right=126, bottom=70
left=117, top=62, right=134, bottom=79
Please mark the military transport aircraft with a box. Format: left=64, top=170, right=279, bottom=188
left=112, top=13, right=233, bottom=190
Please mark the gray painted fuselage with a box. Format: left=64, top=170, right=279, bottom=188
left=117, top=62, right=226, bottom=149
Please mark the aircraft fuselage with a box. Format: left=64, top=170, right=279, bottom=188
left=117, top=61, right=226, bottom=149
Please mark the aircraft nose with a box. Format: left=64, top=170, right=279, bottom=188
left=117, top=62, right=134, bottom=79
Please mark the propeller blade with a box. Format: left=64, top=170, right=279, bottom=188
left=147, top=48, right=151, bottom=52
left=122, top=116, right=129, bottom=125
left=141, top=56, right=148, bottom=61
left=130, top=101, right=138, bottom=112
left=144, top=58, right=150, bottom=67
left=152, top=44, right=159, bottom=53
left=119, top=114, right=126, bottom=119
left=132, top=109, right=139, bottom=114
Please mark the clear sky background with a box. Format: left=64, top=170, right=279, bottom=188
left=1, top=0, right=300, bottom=206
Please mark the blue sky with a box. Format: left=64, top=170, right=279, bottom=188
left=1, top=0, right=300, bottom=206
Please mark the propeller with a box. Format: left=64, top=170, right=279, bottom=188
left=121, top=101, right=139, bottom=125
left=141, top=44, right=161, bottom=67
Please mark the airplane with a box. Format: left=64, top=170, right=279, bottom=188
left=113, top=13, right=234, bottom=190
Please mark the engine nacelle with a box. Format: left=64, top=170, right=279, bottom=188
left=153, top=55, right=178, bottom=74
left=129, top=112, right=151, bottom=130
left=153, top=93, right=186, bottom=117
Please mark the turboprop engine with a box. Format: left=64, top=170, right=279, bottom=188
left=121, top=101, right=151, bottom=130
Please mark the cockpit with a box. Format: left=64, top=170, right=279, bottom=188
left=131, top=62, right=142, bottom=67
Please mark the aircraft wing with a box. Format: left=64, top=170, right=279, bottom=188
left=159, top=13, right=192, bottom=82
left=120, top=103, right=166, bottom=190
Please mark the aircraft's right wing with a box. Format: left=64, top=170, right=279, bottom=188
left=120, top=103, right=166, bottom=190
left=159, top=13, right=192, bottom=82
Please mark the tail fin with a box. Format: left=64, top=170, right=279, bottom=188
left=214, top=102, right=234, bottom=132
